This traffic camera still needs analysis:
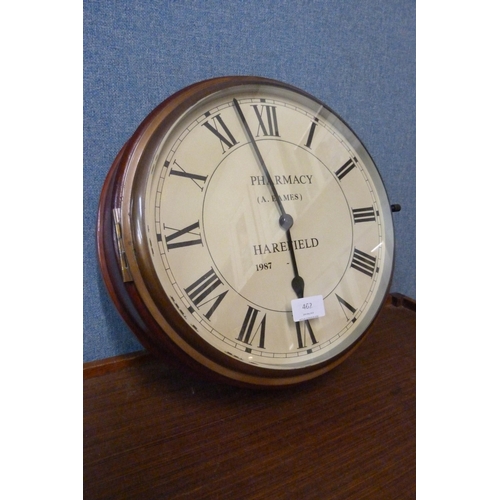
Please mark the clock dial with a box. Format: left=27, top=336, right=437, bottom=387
left=99, top=77, right=394, bottom=387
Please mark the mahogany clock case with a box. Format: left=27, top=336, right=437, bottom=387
left=97, top=76, right=395, bottom=388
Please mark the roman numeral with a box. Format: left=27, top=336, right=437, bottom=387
left=163, top=221, right=202, bottom=250
left=296, top=320, right=317, bottom=349
left=202, top=113, right=238, bottom=153
left=252, top=102, right=280, bottom=137
left=168, top=160, right=207, bottom=191
left=350, top=248, right=377, bottom=278
left=237, top=306, right=267, bottom=349
left=335, top=294, right=357, bottom=322
left=185, top=268, right=228, bottom=320
left=352, top=206, right=376, bottom=223
left=304, top=118, right=318, bottom=148
left=335, top=157, right=357, bottom=180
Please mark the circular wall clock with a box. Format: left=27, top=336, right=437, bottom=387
left=97, top=76, right=395, bottom=388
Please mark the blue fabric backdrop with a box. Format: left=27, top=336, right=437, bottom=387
left=83, top=0, right=415, bottom=362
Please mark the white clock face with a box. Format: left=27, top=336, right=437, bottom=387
left=136, top=83, right=393, bottom=370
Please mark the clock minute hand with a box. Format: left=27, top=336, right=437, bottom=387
left=232, top=98, right=304, bottom=299
left=232, top=98, right=292, bottom=231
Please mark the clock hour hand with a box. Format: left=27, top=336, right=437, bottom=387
left=286, top=231, right=305, bottom=298
left=233, top=98, right=305, bottom=299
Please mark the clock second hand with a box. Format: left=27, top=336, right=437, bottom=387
left=232, top=98, right=305, bottom=299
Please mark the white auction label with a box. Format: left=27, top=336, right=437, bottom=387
left=291, top=295, right=325, bottom=322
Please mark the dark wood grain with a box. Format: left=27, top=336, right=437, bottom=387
left=84, top=299, right=415, bottom=499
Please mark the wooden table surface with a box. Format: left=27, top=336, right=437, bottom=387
left=84, top=295, right=415, bottom=499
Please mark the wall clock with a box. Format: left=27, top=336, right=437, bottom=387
left=97, top=76, right=395, bottom=388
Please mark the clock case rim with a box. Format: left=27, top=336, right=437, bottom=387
left=97, top=75, right=395, bottom=388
